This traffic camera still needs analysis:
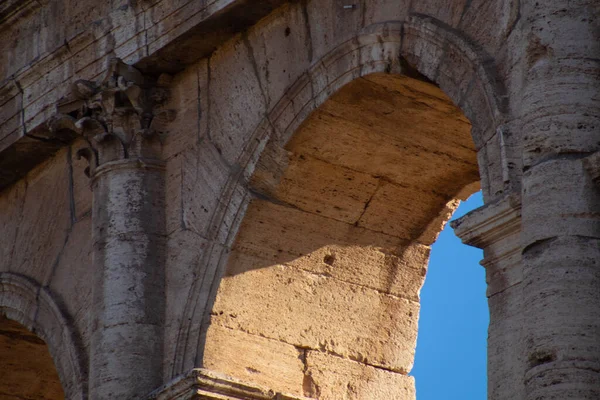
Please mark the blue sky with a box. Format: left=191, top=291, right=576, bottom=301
left=412, top=192, right=488, bottom=399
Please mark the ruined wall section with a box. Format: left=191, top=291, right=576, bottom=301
left=0, top=0, right=513, bottom=398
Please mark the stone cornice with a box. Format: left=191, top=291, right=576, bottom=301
left=451, top=192, right=521, bottom=249
left=452, top=193, right=523, bottom=296
left=145, top=369, right=312, bottom=400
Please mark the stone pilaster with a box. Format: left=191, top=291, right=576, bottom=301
left=519, top=1, right=600, bottom=399
left=452, top=193, right=524, bottom=400
left=50, top=58, right=175, bottom=399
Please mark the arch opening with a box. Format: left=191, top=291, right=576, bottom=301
left=413, top=192, right=488, bottom=399
left=201, top=71, right=481, bottom=399
left=0, top=314, right=65, bottom=400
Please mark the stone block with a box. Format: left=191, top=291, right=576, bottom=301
left=0, top=91, right=21, bottom=129
left=285, top=74, right=477, bottom=199
left=267, top=152, right=379, bottom=224
left=487, top=283, right=526, bottom=400
left=305, top=0, right=365, bottom=64
left=0, top=316, right=65, bottom=400
left=270, top=73, right=316, bottom=145
left=363, top=1, right=410, bottom=26
left=208, top=35, right=268, bottom=166
left=411, top=0, right=468, bottom=27
left=522, top=236, right=600, bottom=398
left=357, top=180, right=451, bottom=242
left=232, top=199, right=405, bottom=264
left=165, top=151, right=184, bottom=235
left=47, top=216, right=93, bottom=352
left=168, top=139, right=232, bottom=239
left=305, top=350, right=415, bottom=400
left=227, top=241, right=427, bottom=302
left=203, top=324, right=306, bottom=396
left=211, top=264, right=419, bottom=373
left=9, top=150, right=71, bottom=284
left=522, top=158, right=600, bottom=244
left=246, top=3, right=312, bottom=111
left=401, top=21, right=446, bottom=81
left=161, top=62, right=204, bottom=160
left=164, top=228, right=210, bottom=378
left=0, top=180, right=26, bottom=271
left=458, top=74, right=495, bottom=146
left=457, top=0, right=519, bottom=53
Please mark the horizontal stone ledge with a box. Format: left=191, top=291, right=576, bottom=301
left=451, top=191, right=521, bottom=249
left=146, top=368, right=312, bottom=400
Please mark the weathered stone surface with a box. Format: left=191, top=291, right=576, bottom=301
left=227, top=242, right=427, bottom=302
left=207, top=36, right=268, bottom=166
left=522, top=158, right=600, bottom=244
left=147, top=368, right=310, bottom=400
left=357, top=180, right=456, bottom=242
left=264, top=152, right=379, bottom=224
left=211, top=264, right=419, bottom=373
left=305, top=351, right=416, bottom=400
left=231, top=199, right=406, bottom=262
left=163, top=228, right=210, bottom=380
left=286, top=75, right=477, bottom=198
left=203, top=325, right=305, bottom=395
left=6, top=149, right=71, bottom=283
left=245, top=3, right=312, bottom=110
left=518, top=4, right=600, bottom=394
left=0, top=180, right=26, bottom=270
left=487, top=284, right=526, bottom=400
left=46, top=215, right=93, bottom=357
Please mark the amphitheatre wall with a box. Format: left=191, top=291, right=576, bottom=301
left=0, top=0, right=598, bottom=399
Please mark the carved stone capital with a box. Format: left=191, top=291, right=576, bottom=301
left=145, top=369, right=312, bottom=400
left=48, top=58, right=176, bottom=176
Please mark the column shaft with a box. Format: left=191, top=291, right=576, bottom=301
left=90, top=160, right=166, bottom=399
left=520, top=1, right=600, bottom=398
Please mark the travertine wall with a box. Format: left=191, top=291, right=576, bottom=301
left=0, top=0, right=598, bottom=399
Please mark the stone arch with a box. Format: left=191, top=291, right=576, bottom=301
left=0, top=272, right=88, bottom=400
left=172, top=15, right=507, bottom=378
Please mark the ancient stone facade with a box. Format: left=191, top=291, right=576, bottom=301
left=0, top=1, right=598, bottom=399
